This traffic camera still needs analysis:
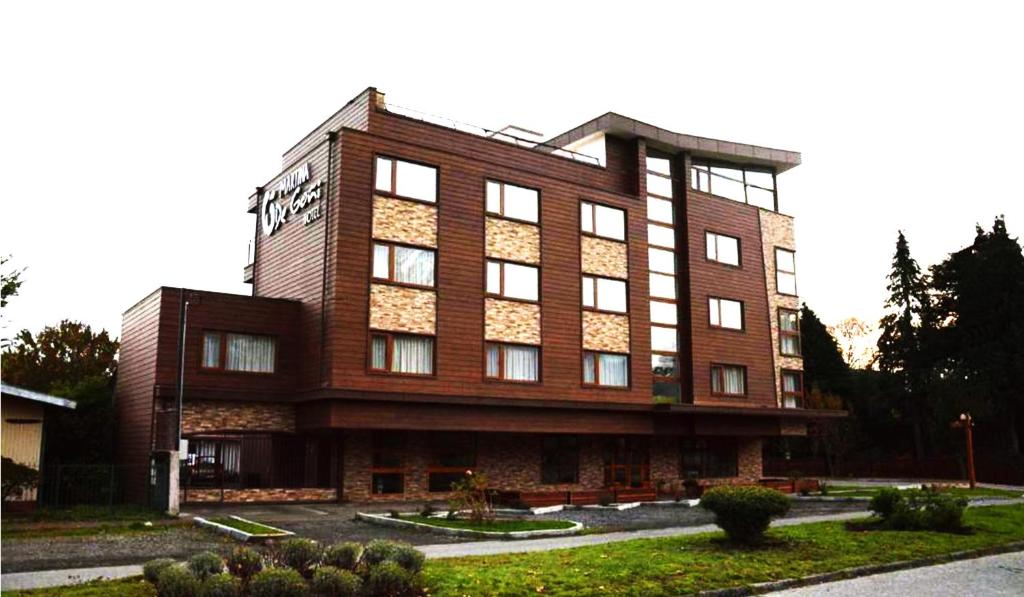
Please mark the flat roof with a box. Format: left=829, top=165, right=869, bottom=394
left=544, top=112, right=801, bottom=173
left=1, top=383, right=77, bottom=409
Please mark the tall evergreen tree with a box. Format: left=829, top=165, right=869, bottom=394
left=876, top=231, right=931, bottom=458
left=800, top=303, right=848, bottom=395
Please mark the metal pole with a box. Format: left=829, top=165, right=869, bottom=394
left=965, top=414, right=976, bottom=489
left=177, top=301, right=190, bottom=449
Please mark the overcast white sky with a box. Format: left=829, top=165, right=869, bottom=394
left=2, top=1, right=1021, bottom=340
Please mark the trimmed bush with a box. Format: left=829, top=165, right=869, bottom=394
left=699, top=486, right=791, bottom=543
left=869, top=488, right=903, bottom=519
left=143, top=558, right=177, bottom=584
left=390, top=543, right=426, bottom=574
left=198, top=573, right=241, bottom=597
left=870, top=488, right=967, bottom=531
left=225, top=546, right=263, bottom=581
left=362, top=539, right=398, bottom=567
left=323, top=542, right=362, bottom=571
left=279, top=538, right=321, bottom=578
left=157, top=564, right=200, bottom=597
left=365, top=560, right=419, bottom=597
left=310, top=566, right=362, bottom=597
left=249, top=568, right=309, bottom=597
left=188, top=551, right=224, bottom=580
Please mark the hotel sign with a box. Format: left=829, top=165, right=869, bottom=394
left=260, top=162, right=324, bottom=236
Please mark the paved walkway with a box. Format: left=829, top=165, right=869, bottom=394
left=1, top=564, right=144, bottom=592
left=766, top=551, right=1024, bottom=596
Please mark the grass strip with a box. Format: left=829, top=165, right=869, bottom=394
left=826, top=485, right=1022, bottom=499
left=423, top=504, right=1024, bottom=596
left=2, top=577, right=155, bottom=597
left=401, top=515, right=577, bottom=532
left=1, top=522, right=172, bottom=540
left=207, top=516, right=285, bottom=535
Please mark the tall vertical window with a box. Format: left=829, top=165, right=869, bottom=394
left=485, top=343, right=540, bottom=382
left=374, top=156, right=438, bottom=203
left=486, top=260, right=539, bottom=301
left=581, top=275, right=627, bottom=313
left=779, top=309, right=801, bottom=356
left=369, top=332, right=434, bottom=375
left=651, top=326, right=678, bottom=352
left=649, top=300, right=677, bottom=325
left=541, top=435, right=579, bottom=484
left=372, top=243, right=436, bottom=287
left=647, top=223, right=675, bottom=249
left=485, top=180, right=539, bottom=223
left=371, top=432, right=405, bottom=495
left=583, top=352, right=629, bottom=387
left=775, top=248, right=797, bottom=295
left=646, top=152, right=681, bottom=405
left=201, top=332, right=276, bottom=373
left=708, top=297, right=744, bottom=330
left=710, top=364, right=746, bottom=397
left=649, top=273, right=676, bottom=300
left=580, top=201, right=625, bottom=241
left=781, top=370, right=804, bottom=408
left=706, top=232, right=740, bottom=266
left=651, top=353, right=680, bottom=403
left=648, top=247, right=675, bottom=274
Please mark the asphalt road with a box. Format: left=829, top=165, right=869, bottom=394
left=767, top=551, right=1024, bottom=596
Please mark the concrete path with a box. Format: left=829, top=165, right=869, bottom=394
left=1, top=564, right=143, bottom=592
left=766, top=550, right=1024, bottom=596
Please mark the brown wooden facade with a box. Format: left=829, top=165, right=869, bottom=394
left=116, top=87, right=841, bottom=505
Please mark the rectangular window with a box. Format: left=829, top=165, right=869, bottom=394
left=487, top=260, right=539, bottom=301
left=652, top=354, right=678, bottom=378
left=374, top=156, right=437, bottom=203
left=485, top=343, right=540, bottom=382
left=541, top=435, right=579, bottom=484
left=184, top=439, right=241, bottom=487
left=776, top=248, right=797, bottom=295
left=706, top=232, right=740, bottom=267
left=647, top=223, right=675, bottom=249
left=200, top=332, right=276, bottom=373
left=711, top=364, right=746, bottom=396
left=779, top=309, right=801, bottom=356
left=372, top=243, right=436, bottom=287
left=646, top=172, right=673, bottom=198
left=581, top=275, right=627, bottom=313
left=646, top=156, right=672, bottom=176
left=649, top=273, right=676, bottom=300
left=428, top=433, right=476, bottom=492
left=369, top=332, right=434, bottom=375
left=680, top=439, right=738, bottom=478
left=648, top=247, right=675, bottom=274
left=651, top=325, right=678, bottom=352
left=371, top=432, right=405, bottom=495
left=581, top=201, right=625, bottom=241
left=486, top=180, right=539, bottom=223
left=583, top=352, right=629, bottom=387
left=709, top=297, right=744, bottom=330
left=782, top=369, right=804, bottom=408
left=646, top=196, right=673, bottom=224
left=691, top=160, right=776, bottom=210
left=649, top=300, right=677, bottom=325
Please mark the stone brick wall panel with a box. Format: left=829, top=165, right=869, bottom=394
left=581, top=312, right=630, bottom=353
left=372, top=195, right=437, bottom=247
left=182, top=400, right=295, bottom=434
left=581, top=236, right=628, bottom=279
left=486, top=218, right=540, bottom=264
left=759, top=210, right=802, bottom=406
left=484, top=298, right=541, bottom=345
left=368, top=284, right=436, bottom=334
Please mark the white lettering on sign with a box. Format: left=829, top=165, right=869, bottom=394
left=260, top=162, right=323, bottom=236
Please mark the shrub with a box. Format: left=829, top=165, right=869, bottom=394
left=362, top=539, right=398, bottom=567
left=310, top=566, right=362, bottom=597
left=365, top=560, right=419, bottom=597
left=144, top=558, right=177, bottom=584
left=157, top=564, right=200, bottom=597
left=279, top=538, right=321, bottom=578
left=448, top=471, right=494, bottom=524
left=597, top=492, right=615, bottom=507
left=699, top=486, right=791, bottom=543
left=389, top=509, right=402, bottom=519
left=819, top=482, right=830, bottom=496
left=188, top=551, right=224, bottom=580
left=922, top=492, right=968, bottom=531
left=249, top=568, right=308, bottom=597
left=869, top=488, right=903, bottom=519
left=225, top=546, right=263, bottom=581
left=198, top=573, right=241, bottom=597
left=420, top=503, right=436, bottom=517
left=1, top=457, right=39, bottom=501
left=870, top=488, right=967, bottom=531
left=389, top=543, right=426, bottom=574
left=323, top=542, right=362, bottom=571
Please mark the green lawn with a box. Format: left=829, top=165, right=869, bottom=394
left=401, top=515, right=577, bottom=532
left=826, top=485, right=1023, bottom=499
left=1, top=522, right=173, bottom=539
left=2, top=577, right=155, bottom=597
left=207, top=516, right=286, bottom=535
left=424, top=504, right=1024, bottom=596
left=25, top=505, right=170, bottom=522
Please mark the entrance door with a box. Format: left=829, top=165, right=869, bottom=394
left=602, top=437, right=650, bottom=488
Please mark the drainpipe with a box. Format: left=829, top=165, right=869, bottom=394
left=320, top=131, right=337, bottom=385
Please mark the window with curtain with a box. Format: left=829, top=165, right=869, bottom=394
left=580, top=201, right=625, bottom=241
left=486, top=260, right=539, bottom=301
left=779, top=309, right=801, bottom=356
left=486, top=180, right=539, bottom=223
left=199, top=333, right=276, bottom=373
left=581, top=275, right=627, bottom=313
left=709, top=297, right=744, bottom=330
left=583, top=352, right=629, bottom=387
left=706, top=232, right=740, bottom=266
left=782, top=370, right=804, bottom=408
left=372, top=242, right=435, bottom=287
left=485, top=343, right=539, bottom=382
left=201, top=332, right=221, bottom=369
left=374, top=156, right=437, bottom=203
left=369, top=333, right=434, bottom=375
left=711, top=364, right=746, bottom=396
left=776, top=248, right=797, bottom=295
left=541, top=435, right=579, bottom=484
left=184, top=439, right=241, bottom=487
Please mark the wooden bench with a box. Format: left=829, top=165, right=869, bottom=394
left=614, top=487, right=657, bottom=502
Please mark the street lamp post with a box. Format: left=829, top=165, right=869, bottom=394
left=954, top=413, right=976, bottom=489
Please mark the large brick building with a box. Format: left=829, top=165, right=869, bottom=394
left=116, top=87, right=842, bottom=507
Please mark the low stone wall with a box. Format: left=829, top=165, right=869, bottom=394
left=182, top=487, right=337, bottom=504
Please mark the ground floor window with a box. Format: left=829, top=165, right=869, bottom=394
left=182, top=434, right=334, bottom=489
left=680, top=438, right=738, bottom=478
left=371, top=431, right=406, bottom=495
left=541, top=435, right=579, bottom=484
left=427, top=433, right=476, bottom=492
left=603, top=437, right=649, bottom=488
